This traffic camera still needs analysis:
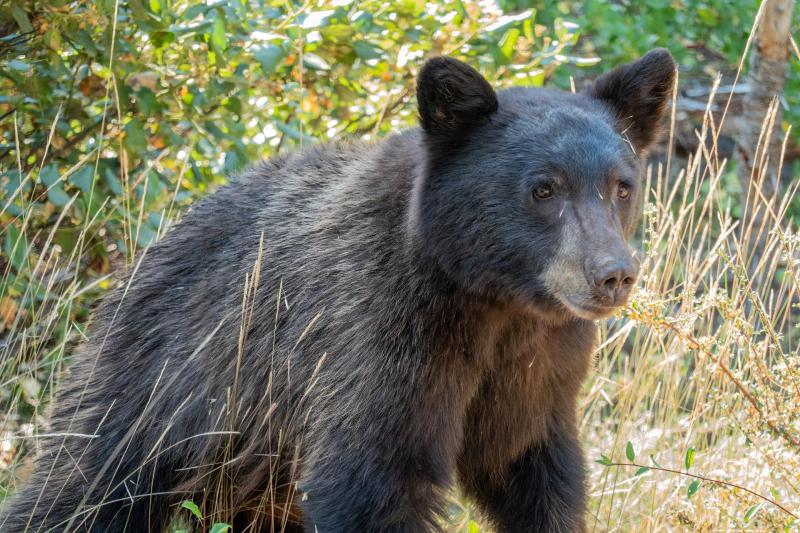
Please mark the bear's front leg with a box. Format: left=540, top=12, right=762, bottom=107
left=464, top=428, right=587, bottom=533
left=298, top=447, right=445, bottom=532
left=297, top=347, right=481, bottom=532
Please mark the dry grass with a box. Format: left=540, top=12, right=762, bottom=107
left=580, top=85, right=800, bottom=530
left=2, top=24, right=800, bottom=533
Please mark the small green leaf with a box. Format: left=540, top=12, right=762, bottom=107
left=8, top=60, right=30, bottom=72
left=135, top=222, right=157, bottom=247
left=181, top=500, right=202, bottom=521
left=744, top=504, right=761, bottom=523
left=47, top=184, right=72, bottom=207
left=635, top=466, right=649, bottom=476
left=135, top=88, right=160, bottom=117
left=124, top=118, right=148, bottom=155
left=303, top=53, right=330, bottom=71
left=69, top=166, right=95, bottom=193
left=596, top=454, right=612, bottom=466
left=353, top=40, right=383, bottom=60
left=275, top=121, right=316, bottom=143
left=649, top=454, right=663, bottom=468
left=3, top=224, right=29, bottom=271
left=685, top=447, right=695, bottom=470
left=499, top=28, right=520, bottom=60
left=210, top=524, right=231, bottom=533
left=254, top=45, right=286, bottom=73
left=467, top=520, right=481, bottom=533
left=211, top=16, right=227, bottom=51
left=687, top=480, right=700, bottom=498
left=39, top=164, right=60, bottom=187
left=11, top=5, right=34, bottom=33
left=625, top=441, right=635, bottom=462
left=151, top=30, right=175, bottom=48
left=104, top=167, right=123, bottom=195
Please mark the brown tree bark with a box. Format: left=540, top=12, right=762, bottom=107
left=736, top=0, right=795, bottom=264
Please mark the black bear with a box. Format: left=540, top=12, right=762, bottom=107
left=1, top=49, right=675, bottom=532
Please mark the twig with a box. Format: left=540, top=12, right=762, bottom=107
left=653, top=315, right=800, bottom=449
left=608, top=462, right=798, bottom=519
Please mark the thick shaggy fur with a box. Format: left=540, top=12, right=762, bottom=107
left=2, top=50, right=675, bottom=532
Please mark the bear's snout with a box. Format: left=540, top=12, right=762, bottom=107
left=588, top=255, right=639, bottom=306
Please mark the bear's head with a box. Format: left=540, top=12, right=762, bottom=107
left=410, top=49, right=676, bottom=321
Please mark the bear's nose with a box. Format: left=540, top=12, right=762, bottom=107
left=592, top=258, right=638, bottom=305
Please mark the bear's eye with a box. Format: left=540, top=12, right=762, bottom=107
left=617, top=183, right=631, bottom=200
left=533, top=183, right=553, bottom=200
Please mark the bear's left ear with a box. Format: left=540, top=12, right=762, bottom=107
left=588, top=48, right=676, bottom=154
left=417, top=56, right=498, bottom=140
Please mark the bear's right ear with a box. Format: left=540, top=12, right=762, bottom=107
left=587, top=48, right=676, bottom=154
left=417, top=56, right=498, bottom=139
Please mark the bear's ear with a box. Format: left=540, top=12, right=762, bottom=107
left=417, top=56, right=498, bottom=139
left=587, top=48, right=676, bottom=154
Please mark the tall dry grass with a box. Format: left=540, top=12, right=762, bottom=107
left=578, top=78, right=800, bottom=530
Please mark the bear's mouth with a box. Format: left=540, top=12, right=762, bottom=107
left=557, top=293, right=618, bottom=320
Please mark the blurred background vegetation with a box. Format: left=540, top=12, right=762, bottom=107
left=1, top=0, right=800, bottom=530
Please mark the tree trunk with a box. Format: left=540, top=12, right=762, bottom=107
left=736, top=0, right=795, bottom=265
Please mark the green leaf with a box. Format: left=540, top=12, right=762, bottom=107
left=211, top=16, right=227, bottom=52
left=3, top=224, right=29, bottom=271
left=11, top=5, right=34, bottom=33
left=485, top=10, right=534, bottom=33
left=635, top=466, right=649, bottom=476
left=44, top=29, right=62, bottom=50
left=684, top=447, right=695, bottom=470
left=687, top=480, right=700, bottom=498
left=453, top=0, right=468, bottom=24
left=151, top=30, right=175, bottom=48
left=303, top=53, right=330, bottom=71
left=209, top=524, right=231, bottom=533
left=8, top=60, right=30, bottom=72
left=135, top=88, right=160, bottom=117
left=301, top=10, right=335, bottom=29
left=625, top=441, right=635, bottom=462
left=135, top=222, right=157, bottom=247
left=744, top=504, right=761, bottom=523
left=69, top=166, right=95, bottom=193
left=75, top=29, right=99, bottom=56
left=353, top=40, right=383, bottom=60
left=39, top=164, right=60, bottom=187
left=254, top=45, right=286, bottom=73
left=275, top=121, right=316, bottom=143
left=499, top=28, right=520, bottom=60
left=649, top=454, right=663, bottom=468
left=467, top=520, right=481, bottom=533
left=104, top=167, right=123, bottom=196
left=54, top=227, right=79, bottom=255
left=181, top=500, right=202, bottom=521
left=595, top=454, right=612, bottom=467
left=47, top=184, right=72, bottom=207
left=124, top=118, right=148, bottom=155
